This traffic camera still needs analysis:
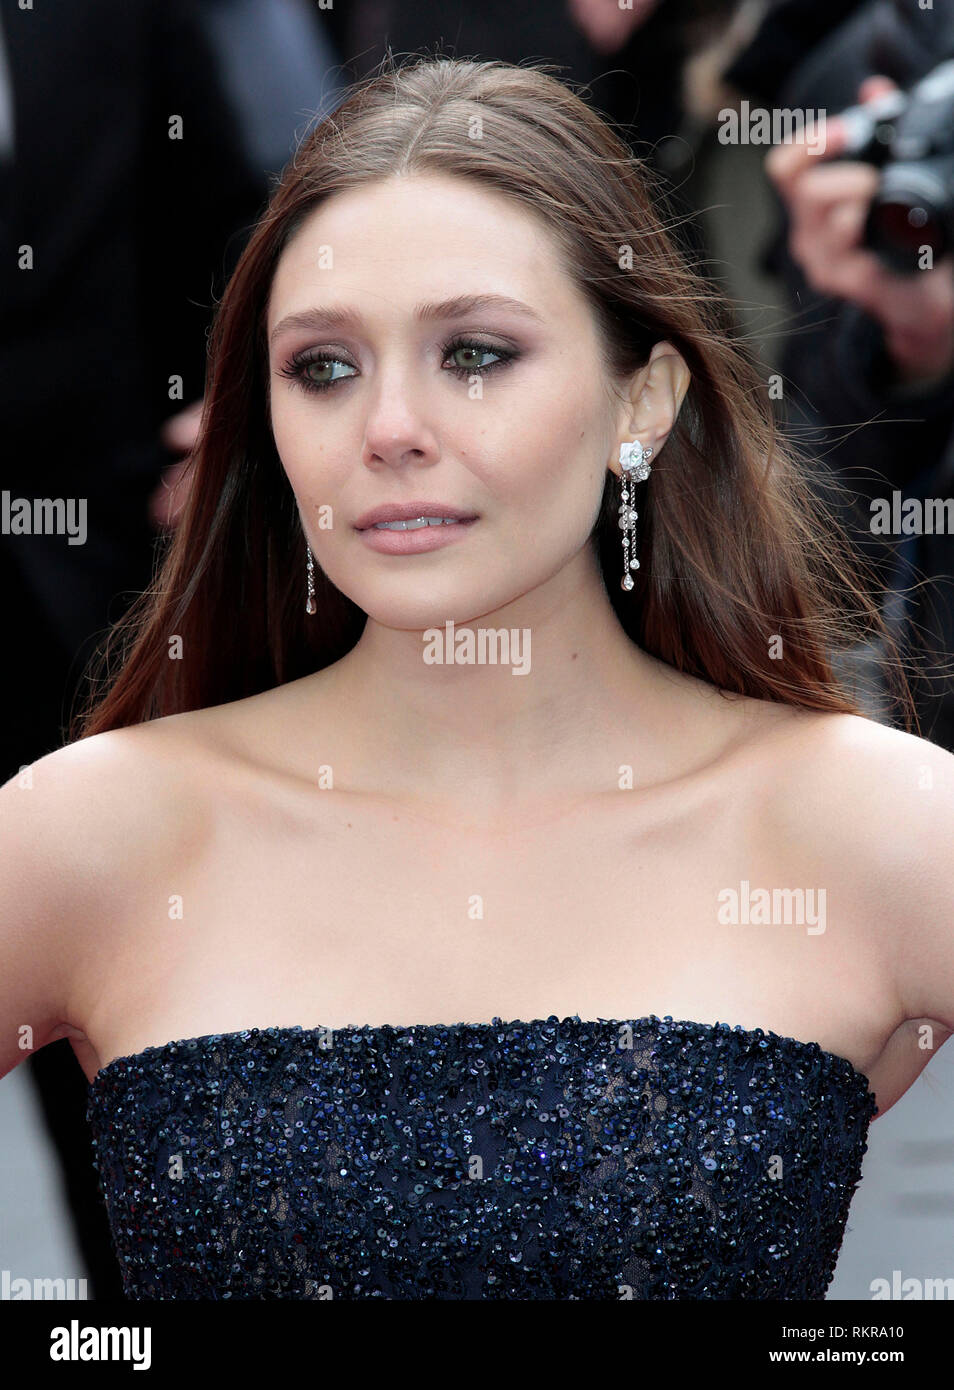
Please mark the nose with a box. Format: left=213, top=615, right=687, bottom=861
left=361, top=357, right=441, bottom=470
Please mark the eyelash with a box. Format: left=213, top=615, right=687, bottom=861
left=276, top=337, right=518, bottom=395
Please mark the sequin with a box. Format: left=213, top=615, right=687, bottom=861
left=85, top=1015, right=877, bottom=1300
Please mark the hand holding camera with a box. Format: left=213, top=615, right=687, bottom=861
left=766, top=73, right=954, bottom=388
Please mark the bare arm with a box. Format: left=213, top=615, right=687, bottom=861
left=0, top=725, right=194, bottom=1082
left=0, top=748, right=94, bottom=1080
left=875, top=730, right=954, bottom=1043
left=768, top=713, right=954, bottom=1043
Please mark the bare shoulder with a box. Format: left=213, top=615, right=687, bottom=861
left=691, top=691, right=950, bottom=870
left=751, top=708, right=953, bottom=853
left=746, top=708, right=954, bottom=1030
left=7, top=717, right=221, bottom=934
left=28, top=684, right=316, bottom=908
left=0, top=716, right=208, bottom=1077
left=0, top=714, right=221, bottom=1021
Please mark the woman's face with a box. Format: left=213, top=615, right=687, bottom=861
left=266, top=172, right=623, bottom=629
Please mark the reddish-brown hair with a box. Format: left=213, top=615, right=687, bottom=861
left=71, top=53, right=916, bottom=740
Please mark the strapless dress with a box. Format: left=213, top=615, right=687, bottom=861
left=85, top=1014, right=878, bottom=1299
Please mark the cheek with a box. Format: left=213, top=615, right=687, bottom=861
left=270, top=402, right=323, bottom=497
left=503, top=388, right=605, bottom=503
left=481, top=376, right=600, bottom=491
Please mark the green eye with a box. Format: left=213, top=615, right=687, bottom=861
left=448, top=343, right=499, bottom=372
left=278, top=337, right=517, bottom=396
left=276, top=352, right=358, bottom=395
left=443, top=337, right=517, bottom=380
left=305, top=358, right=356, bottom=386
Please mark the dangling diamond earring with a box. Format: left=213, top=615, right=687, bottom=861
left=305, top=543, right=316, bottom=614
left=618, top=440, right=653, bottom=591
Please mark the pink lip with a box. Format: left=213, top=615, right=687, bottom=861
left=354, top=501, right=479, bottom=530
left=358, top=517, right=479, bottom=555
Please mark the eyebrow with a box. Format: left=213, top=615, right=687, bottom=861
left=269, top=293, right=545, bottom=344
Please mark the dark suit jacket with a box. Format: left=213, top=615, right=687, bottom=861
left=0, top=0, right=268, bottom=487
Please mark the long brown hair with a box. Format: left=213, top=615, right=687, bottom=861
left=71, top=52, right=916, bottom=741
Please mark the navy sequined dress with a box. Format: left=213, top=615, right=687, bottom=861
left=85, top=1015, right=878, bottom=1300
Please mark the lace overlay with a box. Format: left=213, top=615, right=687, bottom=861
left=85, top=1015, right=877, bottom=1299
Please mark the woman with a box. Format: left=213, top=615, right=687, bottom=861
left=2, top=54, right=952, bottom=1300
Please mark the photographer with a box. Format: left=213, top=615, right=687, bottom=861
left=733, top=0, right=954, bottom=749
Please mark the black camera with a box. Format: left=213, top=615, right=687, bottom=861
left=835, top=58, right=954, bottom=274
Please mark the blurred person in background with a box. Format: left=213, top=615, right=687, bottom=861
left=1, top=0, right=338, bottom=1298
left=728, top=0, right=954, bottom=747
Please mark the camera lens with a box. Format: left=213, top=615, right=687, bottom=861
left=864, top=162, right=953, bottom=272
left=869, top=197, right=943, bottom=252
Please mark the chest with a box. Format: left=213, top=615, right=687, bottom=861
left=94, top=786, right=859, bottom=1038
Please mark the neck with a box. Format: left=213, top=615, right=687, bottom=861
left=311, top=544, right=723, bottom=815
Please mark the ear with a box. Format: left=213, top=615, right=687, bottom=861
left=610, top=341, right=690, bottom=476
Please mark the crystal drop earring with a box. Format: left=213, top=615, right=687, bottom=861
left=618, top=439, right=653, bottom=591
left=305, top=543, right=316, bottom=615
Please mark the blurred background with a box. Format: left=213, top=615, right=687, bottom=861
left=1, top=0, right=952, bottom=1301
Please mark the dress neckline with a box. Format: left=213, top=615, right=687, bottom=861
left=86, top=1013, right=876, bottom=1100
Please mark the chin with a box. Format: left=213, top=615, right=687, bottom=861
left=352, top=580, right=507, bottom=633
left=363, top=599, right=483, bottom=633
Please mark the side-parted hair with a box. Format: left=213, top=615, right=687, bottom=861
left=71, top=52, right=916, bottom=740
